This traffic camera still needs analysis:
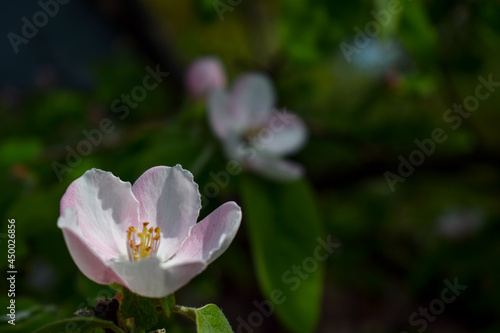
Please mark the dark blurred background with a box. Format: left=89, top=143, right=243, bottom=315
left=1, top=0, right=500, bottom=332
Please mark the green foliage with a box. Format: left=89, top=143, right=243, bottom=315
left=0, top=299, right=57, bottom=333
left=32, top=317, right=124, bottom=333
left=398, top=1, right=438, bottom=66
left=121, top=289, right=159, bottom=330
left=195, top=304, right=233, bottom=333
left=157, top=294, right=176, bottom=318
left=3, top=0, right=500, bottom=331
left=240, top=176, right=324, bottom=333
left=0, top=138, right=42, bottom=166
left=173, top=304, right=233, bottom=333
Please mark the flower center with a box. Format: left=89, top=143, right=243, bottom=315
left=243, top=127, right=263, bottom=146
left=126, top=222, right=161, bottom=262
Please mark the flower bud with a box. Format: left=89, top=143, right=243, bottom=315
left=185, top=57, right=226, bottom=99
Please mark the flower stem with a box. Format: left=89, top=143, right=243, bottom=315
left=172, top=305, right=197, bottom=322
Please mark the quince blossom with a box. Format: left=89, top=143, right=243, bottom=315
left=57, top=165, right=241, bottom=298
left=208, top=73, right=307, bottom=181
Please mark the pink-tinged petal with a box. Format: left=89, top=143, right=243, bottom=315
left=231, top=73, right=275, bottom=127
left=111, top=257, right=205, bottom=298
left=186, top=57, right=226, bottom=99
left=208, top=74, right=275, bottom=139
left=58, top=209, right=128, bottom=285
left=171, top=201, right=242, bottom=265
left=208, top=89, right=233, bottom=139
left=112, top=202, right=241, bottom=297
left=260, top=111, right=308, bottom=155
left=60, top=169, right=140, bottom=259
left=250, top=153, right=305, bottom=182
left=132, top=165, right=201, bottom=260
left=222, top=133, right=304, bottom=181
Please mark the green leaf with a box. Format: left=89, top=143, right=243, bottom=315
left=32, top=317, right=124, bottom=333
left=121, top=289, right=159, bottom=330
left=240, top=176, right=326, bottom=333
left=173, top=304, right=233, bottom=333
left=196, top=304, right=233, bottom=333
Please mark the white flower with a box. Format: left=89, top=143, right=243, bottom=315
left=57, top=165, right=241, bottom=298
left=208, top=73, right=307, bottom=181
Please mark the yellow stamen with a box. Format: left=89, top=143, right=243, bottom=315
left=126, top=222, right=162, bottom=262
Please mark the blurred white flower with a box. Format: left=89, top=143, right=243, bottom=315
left=350, top=38, right=405, bottom=75
left=208, top=73, right=307, bottom=181
left=436, top=208, right=484, bottom=239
